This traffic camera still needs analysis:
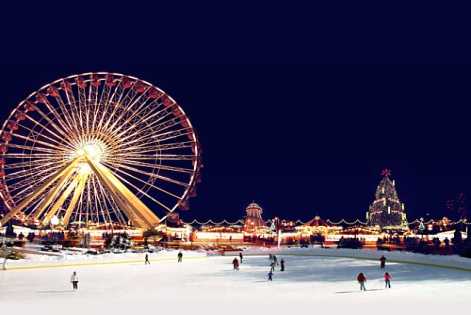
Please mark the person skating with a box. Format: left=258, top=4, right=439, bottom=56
left=177, top=251, right=183, bottom=263
left=70, top=271, right=79, bottom=291
left=384, top=272, right=392, bottom=288
left=273, top=255, right=278, bottom=266
left=145, top=253, right=150, bottom=265
left=268, top=270, right=273, bottom=281
left=280, top=258, right=285, bottom=271
left=357, top=272, right=367, bottom=291
left=232, top=257, right=240, bottom=270
left=239, top=252, right=243, bottom=263
left=380, top=255, right=386, bottom=269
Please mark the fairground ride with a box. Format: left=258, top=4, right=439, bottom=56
left=0, top=72, right=201, bottom=230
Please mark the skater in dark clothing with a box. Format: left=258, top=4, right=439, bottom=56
left=232, top=257, right=240, bottom=270
left=268, top=270, right=273, bottom=281
left=357, top=272, right=367, bottom=291
left=177, top=251, right=183, bottom=263
left=280, top=259, right=285, bottom=271
left=239, top=252, right=243, bottom=263
left=71, top=271, right=79, bottom=290
left=273, top=255, right=278, bottom=266
left=145, top=253, right=150, bottom=265
left=380, top=255, right=386, bottom=269
left=384, top=272, right=392, bottom=288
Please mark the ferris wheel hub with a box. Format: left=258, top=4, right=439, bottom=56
left=75, top=142, right=106, bottom=163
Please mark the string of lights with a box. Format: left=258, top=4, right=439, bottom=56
left=182, top=218, right=469, bottom=227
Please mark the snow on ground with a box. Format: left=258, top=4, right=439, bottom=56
left=1, top=250, right=471, bottom=315
left=5, top=248, right=206, bottom=267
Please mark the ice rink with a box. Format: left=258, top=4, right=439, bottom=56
left=1, top=253, right=470, bottom=314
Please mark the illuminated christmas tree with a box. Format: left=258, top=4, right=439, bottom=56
left=367, top=169, right=408, bottom=229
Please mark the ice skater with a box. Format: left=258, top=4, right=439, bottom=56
left=177, top=251, right=183, bottom=263
left=232, top=257, right=240, bottom=270
left=280, top=258, right=285, bottom=271
left=239, top=252, right=243, bottom=263
left=273, top=255, right=278, bottom=266
left=145, top=253, right=150, bottom=265
left=357, top=272, right=367, bottom=291
left=384, top=272, right=392, bottom=288
left=380, top=255, right=386, bottom=269
left=268, top=270, right=273, bottom=281
left=71, top=271, right=79, bottom=290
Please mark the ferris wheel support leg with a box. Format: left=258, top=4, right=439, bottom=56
left=86, top=158, right=154, bottom=229
left=0, top=158, right=80, bottom=227
left=62, top=172, right=89, bottom=227
left=41, top=176, right=80, bottom=226
left=86, top=157, right=160, bottom=229
left=31, top=166, right=77, bottom=220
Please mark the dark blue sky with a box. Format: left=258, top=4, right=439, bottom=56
left=1, top=65, right=471, bottom=222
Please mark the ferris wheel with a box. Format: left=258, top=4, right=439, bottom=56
left=0, top=72, right=201, bottom=230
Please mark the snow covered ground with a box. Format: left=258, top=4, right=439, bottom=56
left=1, top=251, right=471, bottom=315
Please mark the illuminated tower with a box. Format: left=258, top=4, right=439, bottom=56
left=367, top=169, right=408, bottom=229
left=243, top=202, right=266, bottom=233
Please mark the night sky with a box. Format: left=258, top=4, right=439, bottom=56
left=1, top=65, right=471, bottom=222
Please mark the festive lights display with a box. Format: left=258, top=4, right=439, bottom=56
left=367, top=169, right=408, bottom=229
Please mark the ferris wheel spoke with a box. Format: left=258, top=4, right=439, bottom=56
left=100, top=82, right=137, bottom=135
left=108, top=99, right=162, bottom=140
left=36, top=96, right=75, bottom=138
left=112, top=153, right=197, bottom=161
left=76, top=80, right=89, bottom=139
left=6, top=170, right=64, bottom=197
left=105, top=93, right=158, bottom=139
left=3, top=158, right=60, bottom=170
left=97, top=80, right=124, bottom=136
left=94, top=175, right=124, bottom=226
left=105, top=90, right=151, bottom=137
left=61, top=79, right=82, bottom=135
left=17, top=123, right=76, bottom=152
left=104, top=160, right=189, bottom=188
left=22, top=114, right=76, bottom=149
left=5, top=161, right=64, bottom=181
left=6, top=162, right=64, bottom=184
left=103, top=161, right=184, bottom=200
left=6, top=143, right=64, bottom=155
left=75, top=189, right=85, bottom=226
left=11, top=132, right=71, bottom=153
left=86, top=156, right=159, bottom=228
left=115, top=139, right=196, bottom=156
left=95, top=79, right=125, bottom=134
left=89, top=175, right=107, bottom=225
left=103, top=165, right=174, bottom=213
left=48, top=90, right=79, bottom=138
left=117, top=140, right=195, bottom=154
left=107, top=158, right=194, bottom=174
left=115, top=111, right=180, bottom=145
left=117, top=127, right=194, bottom=150
left=3, top=153, right=67, bottom=159
left=31, top=104, right=76, bottom=145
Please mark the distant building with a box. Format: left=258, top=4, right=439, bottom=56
left=243, top=202, right=266, bottom=233
left=367, top=169, right=408, bottom=230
